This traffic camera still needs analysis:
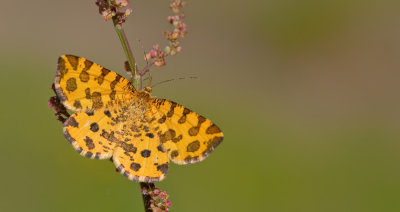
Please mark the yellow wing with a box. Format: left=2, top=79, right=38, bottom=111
left=151, top=99, right=224, bottom=165
left=64, top=97, right=170, bottom=183
left=54, top=55, right=135, bottom=111
left=63, top=107, right=120, bottom=159
left=113, top=132, right=170, bottom=183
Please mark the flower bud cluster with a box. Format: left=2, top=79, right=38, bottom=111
left=145, top=45, right=167, bottom=67
left=96, top=0, right=132, bottom=27
left=170, top=0, right=187, bottom=13
left=145, top=0, right=187, bottom=67
left=141, top=187, right=172, bottom=211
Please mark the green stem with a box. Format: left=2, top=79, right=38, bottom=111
left=114, top=25, right=138, bottom=89
left=106, top=0, right=137, bottom=88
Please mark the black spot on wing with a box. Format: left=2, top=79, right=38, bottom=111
left=157, top=145, right=166, bottom=153
left=94, top=152, right=101, bottom=159
left=79, top=70, right=90, bottom=82
left=84, top=136, right=95, bottom=150
left=158, top=115, right=166, bottom=124
left=130, top=162, right=141, bottom=171
left=66, top=78, right=77, bottom=92
left=121, top=143, right=137, bottom=153
left=90, top=122, right=99, bottom=132
left=206, top=124, right=222, bottom=134
left=157, top=163, right=168, bottom=175
left=91, top=92, right=103, bottom=109
left=86, top=110, right=94, bottom=116
left=166, top=102, right=177, bottom=117
left=65, top=117, right=79, bottom=128
left=66, top=55, right=78, bottom=70
left=141, top=150, right=151, bottom=158
left=145, top=133, right=154, bottom=138
left=104, top=110, right=111, bottom=117
left=187, top=140, right=200, bottom=152
left=202, top=136, right=224, bottom=157
left=73, top=100, right=82, bottom=109
left=85, top=88, right=91, bottom=99
left=97, top=68, right=110, bottom=85
left=170, top=150, right=179, bottom=159
left=85, top=152, right=93, bottom=158
left=82, top=59, right=93, bottom=72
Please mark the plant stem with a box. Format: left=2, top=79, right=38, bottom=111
left=110, top=14, right=154, bottom=212
left=140, top=183, right=155, bottom=212
left=114, top=25, right=137, bottom=89
left=105, top=0, right=137, bottom=88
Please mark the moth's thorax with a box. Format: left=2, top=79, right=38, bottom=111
left=111, top=94, right=154, bottom=140
left=127, top=86, right=153, bottom=119
left=112, top=87, right=154, bottom=133
left=127, top=98, right=151, bottom=121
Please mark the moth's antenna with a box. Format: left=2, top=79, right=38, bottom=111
left=152, top=76, right=198, bottom=88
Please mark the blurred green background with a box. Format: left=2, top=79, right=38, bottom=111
left=1, top=0, right=400, bottom=211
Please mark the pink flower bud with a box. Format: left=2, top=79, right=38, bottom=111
left=170, top=49, right=177, bottom=56
left=114, top=0, right=129, bottom=7
left=124, top=8, right=132, bottom=16
left=159, top=192, right=168, bottom=199
left=150, top=49, right=157, bottom=57
left=153, top=208, right=162, bottom=212
left=154, top=59, right=165, bottom=67
left=170, top=32, right=178, bottom=40
left=164, top=46, right=171, bottom=54
left=103, top=12, right=113, bottom=21
left=145, top=53, right=152, bottom=60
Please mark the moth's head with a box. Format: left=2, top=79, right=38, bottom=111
left=137, top=86, right=152, bottom=99
left=143, top=86, right=152, bottom=94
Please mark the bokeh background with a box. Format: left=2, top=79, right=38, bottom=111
left=1, top=0, right=400, bottom=211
